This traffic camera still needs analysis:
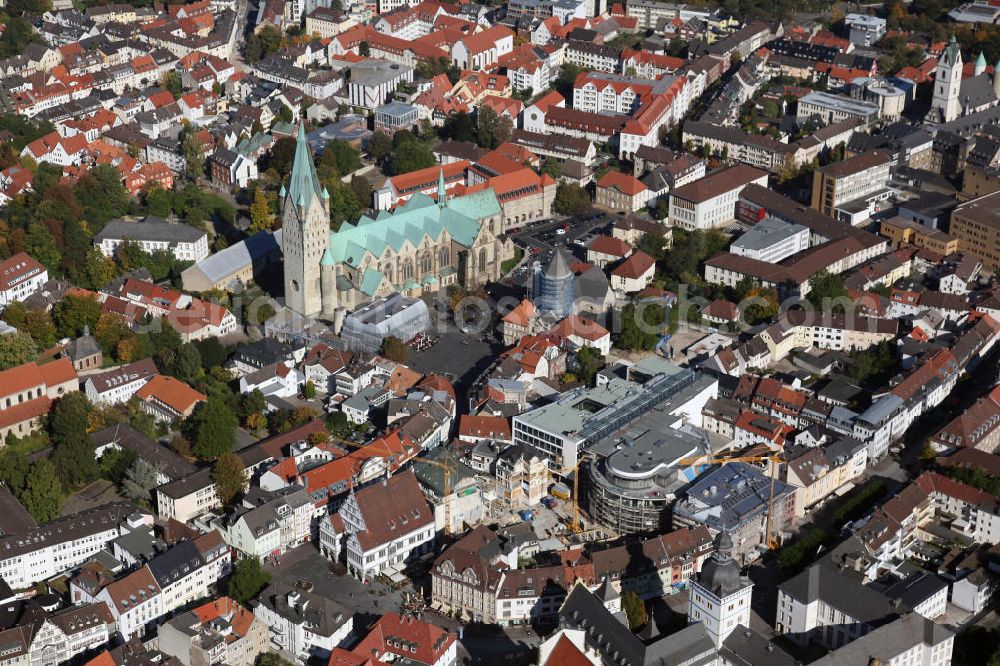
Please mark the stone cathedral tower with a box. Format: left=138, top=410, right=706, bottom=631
left=282, top=121, right=330, bottom=317
left=928, top=35, right=963, bottom=124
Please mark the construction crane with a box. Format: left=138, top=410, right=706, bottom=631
left=330, top=435, right=457, bottom=536
left=411, top=456, right=455, bottom=537
left=570, top=453, right=593, bottom=535
left=676, top=450, right=786, bottom=550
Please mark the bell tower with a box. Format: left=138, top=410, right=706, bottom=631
left=282, top=121, right=329, bottom=317
left=929, top=36, right=963, bottom=124
left=688, top=531, right=754, bottom=648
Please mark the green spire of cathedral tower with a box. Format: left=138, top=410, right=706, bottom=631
left=286, top=120, right=323, bottom=209
left=437, top=167, right=447, bottom=205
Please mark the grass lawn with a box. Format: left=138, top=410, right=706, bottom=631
left=4, top=433, right=49, bottom=457
left=501, top=247, right=524, bottom=275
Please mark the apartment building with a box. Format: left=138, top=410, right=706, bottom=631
left=595, top=171, right=648, bottom=212
left=83, top=358, right=160, bottom=406
left=811, top=150, right=893, bottom=219
left=730, top=217, right=810, bottom=263
left=949, top=190, right=1000, bottom=270
left=879, top=216, right=959, bottom=255
left=95, top=216, right=210, bottom=262
left=159, top=597, right=271, bottom=666
left=0, top=252, right=48, bottom=306
left=254, top=585, right=354, bottom=659
left=668, top=165, right=770, bottom=230
left=0, top=503, right=147, bottom=591
left=320, top=471, right=435, bottom=580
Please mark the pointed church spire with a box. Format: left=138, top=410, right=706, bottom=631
left=437, top=167, right=446, bottom=205
left=287, top=119, right=324, bottom=210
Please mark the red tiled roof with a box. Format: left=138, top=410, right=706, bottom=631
left=459, top=414, right=511, bottom=440
left=587, top=235, right=631, bottom=257
left=135, top=375, right=206, bottom=415
left=597, top=170, right=647, bottom=196
left=610, top=250, right=654, bottom=280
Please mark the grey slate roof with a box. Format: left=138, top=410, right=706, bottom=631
left=95, top=216, right=206, bottom=245
left=779, top=560, right=904, bottom=624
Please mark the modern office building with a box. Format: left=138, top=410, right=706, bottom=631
left=811, top=150, right=893, bottom=220
left=672, top=462, right=797, bottom=564
left=511, top=358, right=717, bottom=473
left=949, top=190, right=1000, bottom=270
left=796, top=92, right=879, bottom=127
left=729, top=217, right=810, bottom=263
left=587, top=426, right=708, bottom=533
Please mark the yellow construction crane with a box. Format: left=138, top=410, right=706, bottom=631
left=675, top=450, right=786, bottom=550
left=570, top=453, right=593, bottom=535
left=329, top=436, right=456, bottom=536
left=412, top=456, right=455, bottom=537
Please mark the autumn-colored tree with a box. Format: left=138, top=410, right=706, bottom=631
left=308, top=430, right=329, bottom=445
left=248, top=189, right=274, bottom=233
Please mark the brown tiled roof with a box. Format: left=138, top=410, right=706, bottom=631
left=611, top=250, right=655, bottom=279
left=350, top=471, right=433, bottom=550
left=671, top=164, right=767, bottom=203
left=587, top=235, right=631, bottom=257
left=458, top=414, right=511, bottom=439
left=818, top=149, right=891, bottom=178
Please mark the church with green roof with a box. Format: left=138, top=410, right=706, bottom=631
left=281, top=122, right=515, bottom=318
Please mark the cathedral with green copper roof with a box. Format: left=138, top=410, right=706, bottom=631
left=281, top=122, right=515, bottom=318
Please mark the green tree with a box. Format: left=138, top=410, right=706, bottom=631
left=390, top=140, right=436, bottom=175
left=349, top=176, right=372, bottom=210
left=622, top=590, right=647, bottom=631
left=161, top=71, right=183, bottom=98
left=212, top=452, right=246, bottom=505
left=476, top=105, right=511, bottom=149
left=122, top=458, right=163, bottom=504
left=195, top=337, right=228, bottom=369
left=368, top=131, right=392, bottom=163
left=323, top=140, right=362, bottom=176
left=553, top=183, right=589, bottom=216
left=359, top=41, right=370, bottom=57
left=82, top=247, right=118, bottom=289
left=193, top=397, right=238, bottom=459
left=2, top=304, right=57, bottom=350
left=616, top=303, right=664, bottom=351
left=443, top=111, right=475, bottom=143
left=540, top=158, right=562, bottom=179
left=182, top=132, right=206, bottom=181
left=49, top=393, right=100, bottom=488
left=0, top=450, right=29, bottom=497
left=240, top=389, right=268, bottom=427
left=20, top=459, right=62, bottom=524
left=74, top=164, right=129, bottom=229
left=0, top=331, right=37, bottom=370
left=53, top=294, right=101, bottom=338
left=266, top=137, right=297, bottom=176
left=380, top=336, right=409, bottom=363
left=576, top=346, right=603, bottom=387
left=169, top=343, right=203, bottom=384
left=304, top=380, right=316, bottom=399
left=326, top=179, right=361, bottom=226
left=144, top=185, right=174, bottom=217
left=100, top=447, right=138, bottom=485
left=25, top=224, right=61, bottom=273
left=246, top=25, right=283, bottom=63
left=255, top=302, right=277, bottom=325
left=227, top=557, right=271, bottom=604
left=806, top=270, right=851, bottom=313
